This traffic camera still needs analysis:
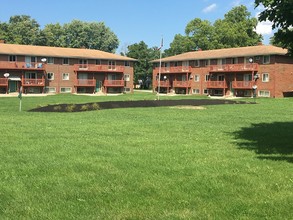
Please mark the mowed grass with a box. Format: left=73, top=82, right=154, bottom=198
left=0, top=93, right=292, bottom=219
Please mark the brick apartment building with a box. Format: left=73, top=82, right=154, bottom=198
left=0, top=42, right=135, bottom=95
left=152, top=45, right=293, bottom=98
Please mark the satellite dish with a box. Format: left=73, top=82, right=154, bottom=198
left=252, top=85, right=257, bottom=90
left=41, top=58, right=47, bottom=62
left=4, top=73, right=9, bottom=78
left=248, top=57, right=253, bottom=63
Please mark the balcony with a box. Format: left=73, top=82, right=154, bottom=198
left=154, top=80, right=171, bottom=87
left=0, top=78, right=8, bottom=86
left=155, top=66, right=192, bottom=74
left=0, top=61, right=45, bottom=70
left=74, top=64, right=124, bottom=72
left=75, top=79, right=96, bottom=87
left=104, top=80, right=124, bottom=87
left=207, top=81, right=228, bottom=89
left=209, top=63, right=258, bottom=72
left=173, top=81, right=191, bottom=87
left=22, top=77, right=45, bottom=87
left=232, top=81, right=254, bottom=89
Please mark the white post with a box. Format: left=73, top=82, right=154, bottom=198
left=157, top=47, right=162, bottom=100
left=19, top=99, right=22, bottom=112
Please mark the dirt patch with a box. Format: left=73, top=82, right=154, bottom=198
left=29, top=99, right=255, bottom=112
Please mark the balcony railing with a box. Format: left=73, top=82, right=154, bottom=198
left=232, top=81, right=254, bottom=89
left=207, top=81, right=228, bottom=88
left=74, top=64, right=125, bottom=72
left=209, top=63, right=258, bottom=72
left=155, top=66, right=192, bottom=73
left=75, top=79, right=96, bottom=87
left=0, top=61, right=45, bottom=70
left=0, top=78, right=8, bottom=86
left=173, top=81, right=191, bottom=87
left=155, top=80, right=171, bottom=87
left=22, top=78, right=45, bottom=86
left=104, top=80, right=124, bottom=87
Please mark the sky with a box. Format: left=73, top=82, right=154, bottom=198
left=0, top=0, right=273, bottom=54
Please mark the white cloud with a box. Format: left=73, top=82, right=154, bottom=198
left=232, top=0, right=242, bottom=7
left=202, top=3, right=217, bottom=13
left=256, top=20, right=273, bottom=35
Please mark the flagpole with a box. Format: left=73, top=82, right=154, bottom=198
left=157, top=37, right=163, bottom=101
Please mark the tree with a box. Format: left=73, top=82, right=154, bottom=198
left=255, top=0, right=293, bottom=55
left=37, top=23, right=66, bottom=47
left=166, top=5, right=262, bottom=56
left=5, top=15, right=41, bottom=45
left=63, top=20, right=119, bottom=52
left=126, top=41, right=159, bottom=87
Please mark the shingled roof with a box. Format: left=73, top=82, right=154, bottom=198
left=152, top=45, right=288, bottom=63
left=0, top=43, right=136, bottom=61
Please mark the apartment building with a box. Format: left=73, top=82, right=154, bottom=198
left=152, top=45, right=293, bottom=98
left=0, top=42, right=135, bottom=95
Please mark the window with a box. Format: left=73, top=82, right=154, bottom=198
left=262, top=73, right=269, bottom=82
left=258, top=90, right=270, bottom=97
left=205, top=74, right=210, bottom=81
left=232, top=57, right=238, bottom=64
left=45, top=87, right=56, bottom=93
left=194, top=60, right=199, bottom=67
left=25, top=72, right=36, bottom=79
left=9, top=55, right=16, bottom=62
left=60, top=87, right=72, bottom=93
left=47, top=57, right=54, bottom=64
left=217, top=75, right=224, bottom=81
left=194, top=75, right=200, bottom=82
left=192, top=89, right=200, bottom=94
left=174, top=61, right=178, bottom=67
left=124, top=61, right=130, bottom=66
left=203, top=89, right=209, bottom=94
left=124, top=74, right=130, bottom=81
left=62, top=73, right=69, bottom=80
left=47, top=72, right=54, bottom=80
left=63, top=58, right=69, bottom=65
left=96, top=59, right=101, bottom=65
left=108, top=60, right=116, bottom=70
left=205, top=60, right=210, bottom=66
left=263, top=55, right=270, bottom=64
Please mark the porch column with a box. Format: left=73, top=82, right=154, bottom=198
left=186, top=72, right=188, bottom=95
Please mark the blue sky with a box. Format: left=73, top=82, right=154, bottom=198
left=0, top=0, right=273, bottom=53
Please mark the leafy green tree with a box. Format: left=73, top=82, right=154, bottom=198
left=166, top=5, right=262, bottom=55
left=37, top=23, right=66, bottom=47
left=63, top=20, right=119, bottom=52
left=255, top=0, right=293, bottom=55
left=126, top=41, right=159, bottom=86
left=5, top=15, right=41, bottom=45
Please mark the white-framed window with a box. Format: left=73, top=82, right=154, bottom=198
left=45, top=87, right=56, bottom=93
left=47, top=57, right=54, bottom=64
left=62, top=73, right=69, bottom=80
left=192, top=89, right=200, bottom=94
left=205, top=74, right=210, bottom=81
left=124, top=61, right=130, bottom=66
left=194, top=60, right=199, bottom=67
left=60, top=87, right=72, bottom=93
left=25, top=72, right=36, bottom=79
left=263, top=55, right=270, bottom=64
left=258, top=90, right=270, bottom=97
left=9, top=55, right=16, bottom=62
left=124, top=74, right=130, bottom=81
left=47, top=72, right=54, bottom=80
left=203, top=89, right=209, bottom=94
left=262, top=73, right=269, bottom=82
left=124, top=88, right=131, bottom=92
left=194, top=74, right=200, bottom=82
left=96, top=59, right=101, bottom=65
left=63, top=58, right=69, bottom=65
left=108, top=60, right=116, bottom=70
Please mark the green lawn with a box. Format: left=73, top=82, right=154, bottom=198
left=0, top=93, right=292, bottom=219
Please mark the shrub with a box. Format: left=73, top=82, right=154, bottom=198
left=80, top=104, right=90, bottom=111
left=65, top=104, right=76, bottom=112
left=91, top=103, right=100, bottom=110
left=53, top=105, right=62, bottom=111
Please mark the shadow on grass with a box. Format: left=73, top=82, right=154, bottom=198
left=233, top=122, right=293, bottom=163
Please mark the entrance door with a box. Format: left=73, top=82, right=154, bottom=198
left=8, top=81, right=17, bottom=92
left=96, top=81, right=102, bottom=92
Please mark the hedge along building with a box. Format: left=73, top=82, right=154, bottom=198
left=152, top=45, right=293, bottom=98
left=0, top=42, right=136, bottom=95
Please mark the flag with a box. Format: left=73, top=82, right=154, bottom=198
left=18, top=86, right=22, bottom=100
